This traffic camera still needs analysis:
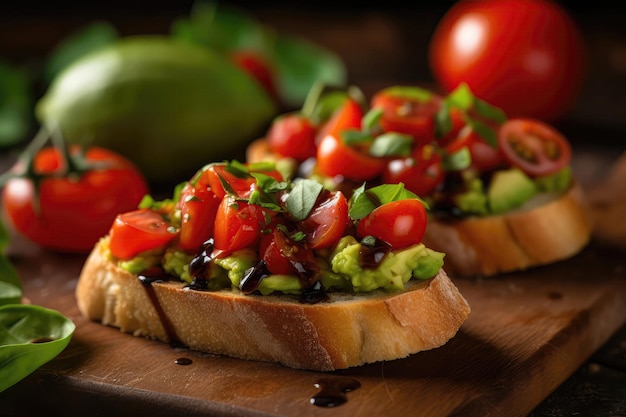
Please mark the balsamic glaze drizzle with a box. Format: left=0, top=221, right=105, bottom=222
left=310, top=377, right=362, bottom=407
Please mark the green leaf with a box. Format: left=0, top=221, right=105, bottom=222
left=171, top=1, right=270, bottom=53
left=378, top=86, right=433, bottom=102
left=286, top=179, right=323, bottom=221
left=341, top=129, right=373, bottom=147
left=44, top=21, right=119, bottom=84
left=349, top=183, right=422, bottom=220
left=0, top=304, right=75, bottom=392
left=369, top=133, right=413, bottom=158
left=0, top=62, right=31, bottom=147
left=467, top=118, right=499, bottom=148
left=362, top=107, right=383, bottom=134
left=442, top=146, right=472, bottom=171
left=272, top=34, right=347, bottom=108
left=0, top=282, right=21, bottom=306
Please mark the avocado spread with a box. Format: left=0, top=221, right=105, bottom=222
left=444, top=166, right=572, bottom=217
left=114, top=236, right=444, bottom=296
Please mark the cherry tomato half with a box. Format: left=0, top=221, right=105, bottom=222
left=2, top=146, right=149, bottom=253
left=429, top=0, right=586, bottom=121
left=267, top=113, right=317, bottom=162
left=314, top=96, right=363, bottom=146
left=371, top=88, right=442, bottom=146
left=260, top=225, right=317, bottom=276
left=497, top=118, right=571, bottom=177
left=356, top=199, right=427, bottom=250
left=109, top=209, right=178, bottom=260
left=316, top=133, right=385, bottom=181
left=213, top=195, right=270, bottom=253
left=446, top=125, right=506, bottom=172
left=203, top=163, right=283, bottom=199
left=177, top=182, right=221, bottom=254
left=383, top=145, right=445, bottom=197
left=298, top=191, right=350, bottom=250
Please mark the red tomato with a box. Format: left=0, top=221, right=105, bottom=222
left=383, top=145, right=445, bottom=196
left=2, top=146, right=149, bottom=253
left=429, top=0, right=586, bottom=121
left=446, top=125, right=506, bottom=172
left=357, top=199, right=427, bottom=249
left=229, top=49, right=277, bottom=100
left=213, top=195, right=269, bottom=253
left=371, top=88, right=442, bottom=146
left=109, top=209, right=178, bottom=260
left=497, top=118, right=571, bottom=177
left=204, top=163, right=283, bottom=199
left=298, top=191, right=350, bottom=250
left=267, top=113, right=317, bottom=162
left=316, top=134, right=385, bottom=181
left=259, top=225, right=318, bottom=276
left=315, top=97, right=363, bottom=146
left=177, top=182, right=221, bottom=254
left=259, top=227, right=297, bottom=275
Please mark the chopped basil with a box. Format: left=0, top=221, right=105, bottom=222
left=442, top=146, right=472, bottom=171
left=369, top=132, right=413, bottom=158
left=341, top=129, right=373, bottom=147
left=286, top=179, right=323, bottom=221
left=349, top=183, right=424, bottom=220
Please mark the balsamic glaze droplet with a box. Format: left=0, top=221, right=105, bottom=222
left=300, top=280, right=329, bottom=304
left=240, top=260, right=270, bottom=294
left=174, top=357, right=193, bottom=365
left=310, top=377, right=361, bottom=407
left=359, top=238, right=392, bottom=269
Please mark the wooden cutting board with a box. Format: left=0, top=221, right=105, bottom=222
left=1, top=230, right=625, bottom=417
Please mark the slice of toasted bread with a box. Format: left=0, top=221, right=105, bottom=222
left=422, top=182, right=592, bottom=278
left=76, top=238, right=471, bottom=371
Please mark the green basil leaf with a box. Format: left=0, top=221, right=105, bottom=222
left=473, top=97, right=507, bottom=124
left=467, top=118, right=499, bottom=148
left=362, top=107, right=383, bottom=134
left=170, top=1, right=269, bottom=53
left=0, top=282, right=21, bottom=306
left=341, top=129, right=373, bottom=147
left=307, top=90, right=348, bottom=124
left=445, top=82, right=474, bottom=110
left=44, top=22, right=119, bottom=83
left=369, top=133, right=413, bottom=158
left=286, top=179, right=323, bottom=221
left=442, top=146, right=472, bottom=171
left=272, top=34, right=347, bottom=108
left=349, top=183, right=422, bottom=220
left=0, top=304, right=75, bottom=393
left=378, top=85, right=433, bottom=102
left=434, top=102, right=453, bottom=139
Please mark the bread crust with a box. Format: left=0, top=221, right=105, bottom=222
left=422, top=182, right=592, bottom=277
left=76, top=238, right=471, bottom=371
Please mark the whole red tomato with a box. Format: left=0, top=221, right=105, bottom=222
left=2, top=146, right=149, bottom=253
left=429, top=0, right=586, bottom=121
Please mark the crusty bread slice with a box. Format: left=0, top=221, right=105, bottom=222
left=422, top=182, right=593, bottom=278
left=76, top=238, right=471, bottom=371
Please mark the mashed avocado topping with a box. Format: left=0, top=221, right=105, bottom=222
left=441, top=166, right=572, bottom=217
left=117, top=234, right=444, bottom=296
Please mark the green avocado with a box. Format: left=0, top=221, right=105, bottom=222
left=329, top=236, right=444, bottom=292
left=36, top=35, right=276, bottom=184
left=488, top=168, right=538, bottom=214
